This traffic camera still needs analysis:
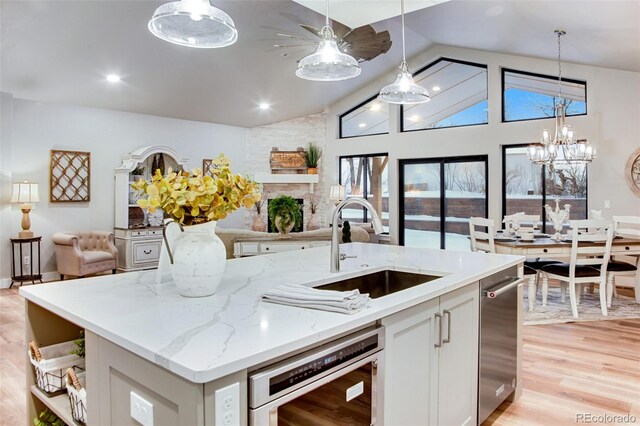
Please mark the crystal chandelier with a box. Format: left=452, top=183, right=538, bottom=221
left=296, top=0, right=361, bottom=81
left=528, top=30, right=595, bottom=165
left=378, top=0, right=429, bottom=104
left=148, top=0, right=238, bottom=48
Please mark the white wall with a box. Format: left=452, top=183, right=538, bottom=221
left=324, top=44, right=640, bottom=244
left=0, top=96, right=248, bottom=285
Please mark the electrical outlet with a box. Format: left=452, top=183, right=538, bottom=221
left=24, top=255, right=30, bottom=266
left=604, top=200, right=611, bottom=209
left=130, top=391, right=153, bottom=426
left=215, top=382, right=240, bottom=426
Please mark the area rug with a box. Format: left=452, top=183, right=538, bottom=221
left=523, top=287, right=640, bottom=325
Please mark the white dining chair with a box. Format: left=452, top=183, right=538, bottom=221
left=503, top=213, right=560, bottom=307
left=604, top=216, right=640, bottom=305
left=470, top=217, right=537, bottom=310
left=541, top=219, right=613, bottom=318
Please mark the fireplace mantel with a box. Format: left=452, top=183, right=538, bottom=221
left=254, top=173, right=319, bottom=192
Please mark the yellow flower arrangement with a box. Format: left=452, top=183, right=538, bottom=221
left=132, top=154, right=261, bottom=225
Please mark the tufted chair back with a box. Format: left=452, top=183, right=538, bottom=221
left=52, top=231, right=118, bottom=280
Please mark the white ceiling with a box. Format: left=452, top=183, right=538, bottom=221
left=1, top=0, right=638, bottom=128
left=292, top=0, right=449, bottom=29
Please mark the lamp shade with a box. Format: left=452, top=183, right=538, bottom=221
left=11, top=182, right=39, bottom=204
left=296, top=26, right=361, bottom=81
left=379, top=61, right=430, bottom=105
left=329, top=184, right=346, bottom=201
left=148, top=0, right=238, bottom=48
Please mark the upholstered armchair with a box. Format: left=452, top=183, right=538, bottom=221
left=52, top=231, right=118, bottom=280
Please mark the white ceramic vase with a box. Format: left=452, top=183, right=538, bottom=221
left=164, top=221, right=226, bottom=297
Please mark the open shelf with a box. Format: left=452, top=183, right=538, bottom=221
left=31, top=385, right=81, bottom=426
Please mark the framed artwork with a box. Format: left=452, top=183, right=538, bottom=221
left=50, top=150, right=91, bottom=202
left=625, top=147, right=640, bottom=197
left=269, top=147, right=307, bottom=172
left=203, top=159, right=216, bottom=177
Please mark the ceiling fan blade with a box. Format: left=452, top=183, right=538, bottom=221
left=345, top=29, right=392, bottom=61
left=330, top=20, right=352, bottom=39
left=299, top=24, right=321, bottom=37
left=277, top=33, right=317, bottom=42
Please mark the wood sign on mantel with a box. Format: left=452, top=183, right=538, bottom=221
left=270, top=147, right=307, bottom=174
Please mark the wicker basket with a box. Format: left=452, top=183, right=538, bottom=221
left=66, top=368, right=87, bottom=424
left=29, top=341, right=85, bottom=395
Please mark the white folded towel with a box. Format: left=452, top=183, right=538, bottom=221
left=262, top=284, right=369, bottom=314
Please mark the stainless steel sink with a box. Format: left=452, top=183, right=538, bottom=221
left=316, top=270, right=440, bottom=299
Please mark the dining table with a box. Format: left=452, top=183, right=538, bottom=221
left=493, top=235, right=640, bottom=302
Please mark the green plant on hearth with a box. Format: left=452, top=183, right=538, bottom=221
left=304, top=143, right=322, bottom=168
left=71, top=330, right=85, bottom=358
left=268, top=195, right=302, bottom=232
left=34, top=409, right=65, bottom=426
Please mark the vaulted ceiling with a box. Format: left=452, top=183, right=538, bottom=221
left=1, top=0, right=638, bottom=128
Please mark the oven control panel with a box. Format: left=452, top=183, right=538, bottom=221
left=269, top=333, right=377, bottom=395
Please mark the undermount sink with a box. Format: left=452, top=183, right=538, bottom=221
left=316, top=270, right=440, bottom=299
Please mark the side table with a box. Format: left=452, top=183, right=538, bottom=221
left=10, top=236, right=43, bottom=288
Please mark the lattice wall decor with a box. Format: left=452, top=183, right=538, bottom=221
left=203, top=159, right=216, bottom=177
left=50, top=150, right=91, bottom=202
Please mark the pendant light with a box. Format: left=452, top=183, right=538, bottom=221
left=296, top=0, right=361, bottom=81
left=378, top=0, right=429, bottom=104
left=148, top=0, right=238, bottom=48
left=528, top=30, right=595, bottom=165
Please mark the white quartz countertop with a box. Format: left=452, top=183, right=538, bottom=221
left=20, top=243, right=523, bottom=383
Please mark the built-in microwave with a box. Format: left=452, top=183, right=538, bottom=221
left=249, top=327, right=384, bottom=425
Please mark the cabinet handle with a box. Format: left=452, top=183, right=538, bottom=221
left=543, top=249, right=548, bottom=253
left=626, top=246, right=630, bottom=250
left=434, top=312, right=443, bottom=348
left=443, top=310, right=451, bottom=344
left=143, top=249, right=152, bottom=255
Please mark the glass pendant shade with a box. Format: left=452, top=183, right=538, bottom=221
left=148, top=0, right=238, bottom=48
left=296, top=26, right=361, bottom=81
left=379, top=61, right=430, bottom=104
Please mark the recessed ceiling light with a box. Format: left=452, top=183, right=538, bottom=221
left=410, top=114, right=420, bottom=122
left=432, top=86, right=441, bottom=92
left=259, top=103, right=270, bottom=110
left=106, top=74, right=121, bottom=83
left=369, top=102, right=381, bottom=111
left=358, top=123, right=367, bottom=128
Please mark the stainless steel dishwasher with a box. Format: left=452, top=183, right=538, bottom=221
left=249, top=327, right=384, bottom=425
left=478, top=266, right=522, bottom=425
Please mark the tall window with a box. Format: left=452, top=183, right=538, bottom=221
left=502, top=145, right=587, bottom=232
left=400, top=156, right=488, bottom=250
left=339, top=96, right=389, bottom=138
left=339, top=154, right=389, bottom=231
left=502, top=69, right=587, bottom=122
left=401, top=58, right=488, bottom=132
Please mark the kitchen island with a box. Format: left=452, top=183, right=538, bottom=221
left=21, top=243, right=524, bottom=426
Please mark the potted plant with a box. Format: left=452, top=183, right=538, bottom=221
left=305, top=143, right=322, bottom=175
left=132, top=154, right=261, bottom=297
left=268, top=195, right=302, bottom=238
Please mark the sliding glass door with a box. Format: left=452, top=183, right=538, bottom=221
left=400, top=156, right=488, bottom=250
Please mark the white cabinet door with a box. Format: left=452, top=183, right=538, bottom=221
left=381, top=298, right=439, bottom=426
left=437, top=283, right=479, bottom=426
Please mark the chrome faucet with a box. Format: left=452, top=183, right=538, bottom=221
left=331, top=197, right=384, bottom=272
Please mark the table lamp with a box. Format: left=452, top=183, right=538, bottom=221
left=11, top=181, right=39, bottom=238
left=327, top=185, right=346, bottom=225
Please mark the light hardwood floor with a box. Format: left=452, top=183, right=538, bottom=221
left=1, top=287, right=638, bottom=426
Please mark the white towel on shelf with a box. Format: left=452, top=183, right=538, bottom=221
left=262, top=284, right=370, bottom=314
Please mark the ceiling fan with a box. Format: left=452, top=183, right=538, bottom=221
left=275, top=21, right=392, bottom=62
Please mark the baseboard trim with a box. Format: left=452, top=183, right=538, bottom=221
left=0, top=271, right=61, bottom=289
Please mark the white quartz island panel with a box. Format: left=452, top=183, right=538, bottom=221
left=20, top=243, right=523, bottom=383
